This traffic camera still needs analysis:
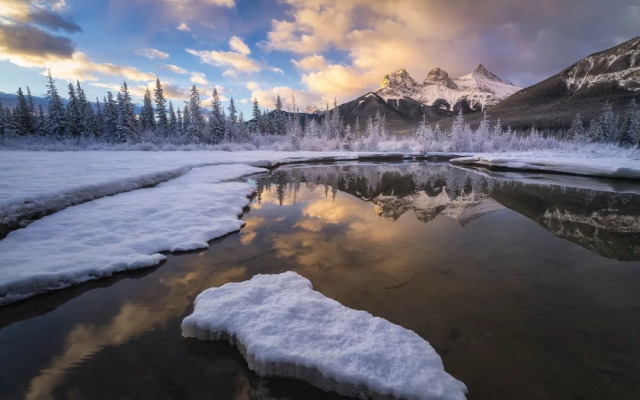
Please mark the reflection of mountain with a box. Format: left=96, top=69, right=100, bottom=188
left=260, top=163, right=640, bottom=262
left=490, top=183, right=640, bottom=261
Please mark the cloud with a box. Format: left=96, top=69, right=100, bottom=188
left=159, top=64, right=188, bottom=74
left=135, top=48, right=169, bottom=59
left=187, top=36, right=264, bottom=76
left=270, top=0, right=640, bottom=101
left=292, top=54, right=327, bottom=71
left=176, top=22, right=190, bottom=31
left=27, top=7, right=81, bottom=33
left=228, top=35, right=250, bottom=55
left=0, top=23, right=75, bottom=62
left=190, top=71, right=208, bottom=85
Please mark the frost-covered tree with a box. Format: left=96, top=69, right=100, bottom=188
left=103, top=92, right=118, bottom=141
left=94, top=97, right=104, bottom=138
left=115, top=82, right=138, bottom=143
left=14, top=87, right=35, bottom=136
left=81, top=100, right=96, bottom=138
left=168, top=100, right=177, bottom=135
left=154, top=78, right=168, bottom=135
left=176, top=107, right=184, bottom=137
left=182, top=104, right=191, bottom=140
left=273, top=95, right=286, bottom=135
left=208, top=88, right=224, bottom=143
left=251, top=97, right=261, bottom=133
left=66, top=82, right=82, bottom=136
left=600, top=102, right=619, bottom=143
left=586, top=118, right=602, bottom=143
left=187, top=85, right=204, bottom=140
left=228, top=97, right=238, bottom=124
left=619, top=99, right=640, bottom=147
left=449, top=109, right=468, bottom=151
left=45, top=70, right=67, bottom=137
left=567, top=113, right=584, bottom=142
left=139, top=88, right=156, bottom=132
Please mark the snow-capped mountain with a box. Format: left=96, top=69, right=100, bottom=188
left=377, top=65, right=521, bottom=112
left=483, top=36, right=640, bottom=131
left=565, top=36, right=640, bottom=92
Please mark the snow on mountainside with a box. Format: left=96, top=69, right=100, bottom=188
left=377, top=65, right=521, bottom=112
left=565, top=37, right=640, bottom=92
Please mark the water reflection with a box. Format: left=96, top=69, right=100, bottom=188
left=257, top=163, right=640, bottom=261
left=1, top=162, right=640, bottom=400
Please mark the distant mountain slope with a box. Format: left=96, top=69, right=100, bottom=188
left=377, top=65, right=521, bottom=113
left=480, top=36, right=640, bottom=130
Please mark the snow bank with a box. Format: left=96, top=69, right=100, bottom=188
left=182, top=272, right=467, bottom=400
left=450, top=155, right=640, bottom=180
left=0, top=164, right=266, bottom=305
left=0, top=151, right=411, bottom=234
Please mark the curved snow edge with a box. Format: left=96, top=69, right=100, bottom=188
left=182, top=272, right=468, bottom=400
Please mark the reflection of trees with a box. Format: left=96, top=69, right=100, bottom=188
left=260, top=163, right=640, bottom=261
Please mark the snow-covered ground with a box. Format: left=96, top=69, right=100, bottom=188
left=182, top=272, right=468, bottom=400
left=0, top=150, right=403, bottom=231
left=0, top=164, right=267, bottom=305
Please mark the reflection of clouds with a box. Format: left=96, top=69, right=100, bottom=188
left=240, top=217, right=265, bottom=245
left=26, top=267, right=247, bottom=400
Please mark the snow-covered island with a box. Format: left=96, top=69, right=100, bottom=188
left=182, top=272, right=468, bottom=400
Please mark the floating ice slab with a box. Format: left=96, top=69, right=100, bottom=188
left=0, top=164, right=266, bottom=305
left=182, top=272, right=467, bottom=400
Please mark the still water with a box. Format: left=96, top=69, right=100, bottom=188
left=1, top=162, right=640, bottom=400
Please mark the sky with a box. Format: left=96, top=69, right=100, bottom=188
left=0, top=0, right=639, bottom=114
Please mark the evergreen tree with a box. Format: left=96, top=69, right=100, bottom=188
left=26, top=87, right=36, bottom=122
left=251, top=97, right=261, bottom=133
left=154, top=78, right=168, bottom=135
left=228, top=97, right=237, bottom=123
left=103, top=92, right=118, bottom=141
left=36, top=104, right=46, bottom=135
left=168, top=100, right=177, bottom=135
left=66, top=82, right=82, bottom=136
left=115, top=82, right=137, bottom=142
left=45, top=70, right=67, bottom=137
left=176, top=107, right=184, bottom=136
left=274, top=95, right=286, bottom=135
left=600, top=102, right=619, bottom=143
left=94, top=97, right=104, bottom=138
left=208, top=88, right=224, bottom=143
left=182, top=104, right=191, bottom=140
left=0, top=101, right=6, bottom=137
left=620, top=99, right=640, bottom=147
left=140, top=88, right=156, bottom=132
left=187, top=85, right=203, bottom=140
left=15, top=87, right=35, bottom=136
left=567, top=113, right=584, bottom=141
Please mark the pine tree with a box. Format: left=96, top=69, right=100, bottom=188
left=115, top=82, right=137, bottom=143
left=76, top=80, right=88, bottom=135
left=619, top=98, right=640, bottom=147
left=274, top=95, right=286, bottom=135
left=26, top=86, right=36, bottom=123
left=251, top=97, right=261, bottom=133
left=66, top=82, right=82, bottom=136
left=168, top=100, right=177, bottom=135
left=176, top=107, right=184, bottom=136
left=208, top=88, right=224, bottom=143
left=94, top=97, right=104, bottom=138
left=182, top=104, right=191, bottom=140
left=103, top=92, right=118, bottom=141
left=600, top=102, right=619, bottom=143
left=45, top=70, right=67, bottom=137
left=36, top=104, right=46, bottom=135
left=154, top=78, right=168, bottom=135
left=15, top=87, right=35, bottom=136
left=228, top=97, right=237, bottom=123
left=140, top=88, right=156, bottom=132
left=187, top=85, right=203, bottom=140
left=0, top=101, right=6, bottom=137
left=567, top=113, right=584, bottom=141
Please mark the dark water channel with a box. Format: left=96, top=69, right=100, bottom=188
left=1, top=162, right=640, bottom=400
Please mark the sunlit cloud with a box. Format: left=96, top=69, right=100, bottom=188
left=228, top=35, right=251, bottom=55
left=176, top=21, right=190, bottom=31
left=248, top=82, right=322, bottom=111
left=135, top=47, right=169, bottom=60
left=160, top=63, right=188, bottom=74
left=291, top=54, right=327, bottom=71
left=190, top=71, right=208, bottom=85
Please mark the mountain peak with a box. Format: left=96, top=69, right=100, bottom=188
left=424, top=67, right=457, bottom=89
left=379, top=69, right=417, bottom=89
left=472, top=64, right=506, bottom=83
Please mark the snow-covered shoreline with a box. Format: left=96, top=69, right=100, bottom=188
left=182, top=272, right=468, bottom=400
left=450, top=154, right=640, bottom=180
left=0, top=149, right=638, bottom=305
